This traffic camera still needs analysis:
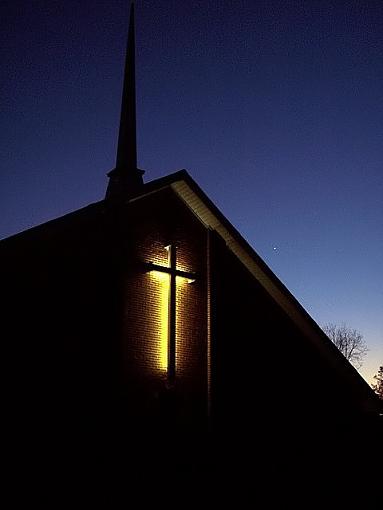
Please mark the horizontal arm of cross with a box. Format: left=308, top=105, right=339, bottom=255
left=144, top=261, right=196, bottom=281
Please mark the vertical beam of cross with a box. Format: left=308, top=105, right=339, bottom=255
left=146, top=245, right=195, bottom=384
left=167, top=244, right=177, bottom=384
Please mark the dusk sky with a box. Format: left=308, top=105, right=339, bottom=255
left=1, top=0, right=382, bottom=384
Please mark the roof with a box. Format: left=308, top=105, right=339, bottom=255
left=1, top=169, right=380, bottom=413
left=132, top=170, right=381, bottom=414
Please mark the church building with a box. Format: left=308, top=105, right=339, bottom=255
left=1, top=4, right=381, bottom=505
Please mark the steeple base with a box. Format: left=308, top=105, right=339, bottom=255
left=105, top=167, right=145, bottom=202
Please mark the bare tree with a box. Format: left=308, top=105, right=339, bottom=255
left=371, top=365, right=383, bottom=399
left=322, top=323, right=368, bottom=369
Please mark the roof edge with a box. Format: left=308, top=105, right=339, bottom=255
left=131, top=170, right=380, bottom=413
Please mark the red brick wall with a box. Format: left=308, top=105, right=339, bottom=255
left=121, top=188, right=208, bottom=435
left=2, top=192, right=380, bottom=497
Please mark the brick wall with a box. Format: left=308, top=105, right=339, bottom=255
left=121, top=188, right=208, bottom=440
left=2, top=191, right=380, bottom=499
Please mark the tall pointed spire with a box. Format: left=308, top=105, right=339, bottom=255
left=106, top=3, right=144, bottom=201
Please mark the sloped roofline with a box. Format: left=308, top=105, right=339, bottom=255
left=131, top=169, right=380, bottom=414
left=0, top=169, right=379, bottom=412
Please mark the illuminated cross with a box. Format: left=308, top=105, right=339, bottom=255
left=147, top=245, right=195, bottom=385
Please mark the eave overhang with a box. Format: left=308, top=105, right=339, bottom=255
left=130, top=169, right=381, bottom=414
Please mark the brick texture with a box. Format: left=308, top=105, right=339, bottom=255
left=121, top=188, right=208, bottom=435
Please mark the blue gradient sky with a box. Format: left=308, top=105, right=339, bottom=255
left=1, top=0, right=382, bottom=384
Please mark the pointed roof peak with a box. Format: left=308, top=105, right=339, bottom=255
left=106, top=2, right=144, bottom=201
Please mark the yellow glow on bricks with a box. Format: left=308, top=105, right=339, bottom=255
left=149, top=271, right=170, bottom=372
left=148, top=246, right=195, bottom=378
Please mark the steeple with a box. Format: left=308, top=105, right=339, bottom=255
left=106, top=3, right=144, bottom=201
